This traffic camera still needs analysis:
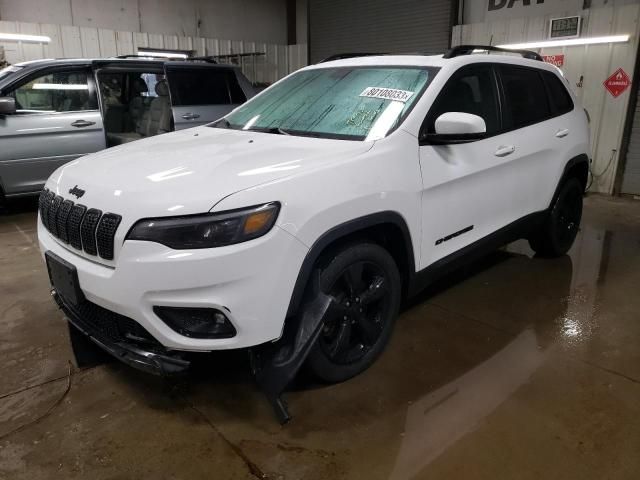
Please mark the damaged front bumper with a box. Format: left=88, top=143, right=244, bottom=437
left=52, top=290, right=190, bottom=376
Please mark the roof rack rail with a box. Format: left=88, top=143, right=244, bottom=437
left=114, top=54, right=191, bottom=61
left=319, top=52, right=383, bottom=63
left=443, top=45, right=543, bottom=61
left=212, top=52, right=265, bottom=60
left=114, top=54, right=158, bottom=59
left=186, top=56, right=218, bottom=63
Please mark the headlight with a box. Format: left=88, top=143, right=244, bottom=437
left=126, top=202, right=280, bottom=249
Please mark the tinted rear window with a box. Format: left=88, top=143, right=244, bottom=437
left=542, top=71, right=573, bottom=115
left=167, top=68, right=246, bottom=106
left=500, top=65, right=550, bottom=129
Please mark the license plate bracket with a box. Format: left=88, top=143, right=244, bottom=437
left=45, top=251, right=84, bottom=305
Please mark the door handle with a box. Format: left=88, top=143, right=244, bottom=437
left=555, top=128, right=570, bottom=138
left=494, top=145, right=515, bottom=157
left=181, top=113, right=201, bottom=120
left=71, top=120, right=96, bottom=128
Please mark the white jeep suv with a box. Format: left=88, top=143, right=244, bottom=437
left=38, top=45, right=590, bottom=421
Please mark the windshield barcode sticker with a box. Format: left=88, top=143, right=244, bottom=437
left=359, top=87, right=414, bottom=103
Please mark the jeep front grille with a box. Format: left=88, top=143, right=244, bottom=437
left=39, top=189, right=122, bottom=260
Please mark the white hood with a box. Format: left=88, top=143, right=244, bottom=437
left=46, top=126, right=373, bottom=219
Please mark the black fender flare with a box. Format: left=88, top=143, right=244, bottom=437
left=254, top=211, right=415, bottom=422
left=548, top=153, right=590, bottom=209
left=285, top=211, right=416, bottom=318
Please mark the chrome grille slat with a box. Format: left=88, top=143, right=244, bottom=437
left=40, top=189, right=120, bottom=260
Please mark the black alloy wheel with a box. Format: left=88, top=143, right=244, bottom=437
left=529, top=177, right=583, bottom=257
left=307, top=243, right=401, bottom=383
left=554, top=180, right=583, bottom=248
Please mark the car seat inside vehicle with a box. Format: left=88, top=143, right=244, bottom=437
left=100, top=71, right=172, bottom=147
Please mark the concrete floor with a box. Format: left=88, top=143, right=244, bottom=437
left=0, top=194, right=639, bottom=479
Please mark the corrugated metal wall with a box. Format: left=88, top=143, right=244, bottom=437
left=0, top=0, right=288, bottom=44
left=453, top=3, right=640, bottom=194
left=308, top=0, right=453, bottom=63
left=0, top=20, right=308, bottom=84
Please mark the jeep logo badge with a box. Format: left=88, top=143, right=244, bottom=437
left=69, top=185, right=85, bottom=199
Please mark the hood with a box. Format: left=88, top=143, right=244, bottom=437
left=46, top=126, right=373, bottom=219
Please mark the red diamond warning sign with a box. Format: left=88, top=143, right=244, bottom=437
left=604, top=68, right=631, bottom=98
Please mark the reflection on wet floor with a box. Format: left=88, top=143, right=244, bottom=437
left=0, top=195, right=639, bottom=479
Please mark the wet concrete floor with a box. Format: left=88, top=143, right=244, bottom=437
left=0, top=194, right=639, bottom=479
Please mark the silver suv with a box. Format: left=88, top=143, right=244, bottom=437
left=0, top=57, right=255, bottom=201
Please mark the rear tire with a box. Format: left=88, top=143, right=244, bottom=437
left=529, top=177, right=583, bottom=257
left=306, top=243, right=401, bottom=383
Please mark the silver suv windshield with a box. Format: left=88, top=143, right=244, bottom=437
left=0, top=65, right=24, bottom=82
left=212, top=66, right=438, bottom=140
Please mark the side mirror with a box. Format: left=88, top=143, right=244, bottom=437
left=0, top=97, right=16, bottom=115
left=421, top=112, right=487, bottom=145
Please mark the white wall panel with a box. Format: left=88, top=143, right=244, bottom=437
left=98, top=29, right=118, bottom=58
left=0, top=20, right=308, bottom=84
left=60, top=25, right=83, bottom=58
left=453, top=3, right=640, bottom=194
left=0, top=0, right=287, bottom=44
left=40, top=24, right=64, bottom=58
left=288, top=44, right=307, bottom=73
left=80, top=27, right=101, bottom=58
left=115, top=31, right=135, bottom=56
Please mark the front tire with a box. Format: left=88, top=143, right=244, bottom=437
left=529, top=177, right=583, bottom=257
left=306, top=243, right=401, bottom=383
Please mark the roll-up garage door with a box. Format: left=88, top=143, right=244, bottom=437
left=622, top=93, right=640, bottom=194
left=308, top=0, right=454, bottom=64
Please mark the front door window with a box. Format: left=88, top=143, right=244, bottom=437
left=9, top=70, right=96, bottom=114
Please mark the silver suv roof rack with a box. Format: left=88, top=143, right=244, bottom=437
left=112, top=54, right=219, bottom=63
left=444, top=45, right=543, bottom=62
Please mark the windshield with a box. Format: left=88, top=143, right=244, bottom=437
left=0, top=65, right=23, bottom=82
left=213, top=66, right=438, bottom=141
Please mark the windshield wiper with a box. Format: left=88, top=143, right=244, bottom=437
left=212, top=118, right=232, bottom=129
left=211, top=120, right=291, bottom=136
left=248, top=126, right=293, bottom=136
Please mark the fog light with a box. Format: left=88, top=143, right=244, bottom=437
left=153, top=306, right=236, bottom=339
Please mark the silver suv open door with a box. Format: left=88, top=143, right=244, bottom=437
left=164, top=65, right=252, bottom=130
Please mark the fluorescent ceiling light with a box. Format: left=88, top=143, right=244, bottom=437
left=0, top=32, right=51, bottom=43
left=137, top=50, right=188, bottom=59
left=497, top=35, right=629, bottom=50
left=33, top=83, right=88, bottom=90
